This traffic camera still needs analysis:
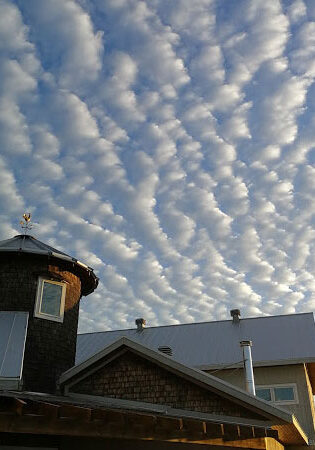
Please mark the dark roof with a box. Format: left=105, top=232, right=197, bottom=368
left=76, top=312, right=315, bottom=368
left=0, top=235, right=98, bottom=295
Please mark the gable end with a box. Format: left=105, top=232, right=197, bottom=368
left=68, top=350, right=264, bottom=420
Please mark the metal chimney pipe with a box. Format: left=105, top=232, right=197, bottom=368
left=240, top=340, right=256, bottom=395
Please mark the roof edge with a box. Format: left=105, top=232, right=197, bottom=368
left=0, top=235, right=99, bottom=296
left=78, top=311, right=315, bottom=336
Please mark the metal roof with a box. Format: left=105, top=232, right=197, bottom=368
left=0, top=235, right=99, bottom=295
left=0, top=234, right=72, bottom=257
left=0, top=312, right=28, bottom=389
left=76, top=312, right=315, bottom=369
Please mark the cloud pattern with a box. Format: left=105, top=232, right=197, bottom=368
left=1, top=0, right=315, bottom=332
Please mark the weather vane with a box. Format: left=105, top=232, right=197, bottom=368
left=20, top=213, right=33, bottom=235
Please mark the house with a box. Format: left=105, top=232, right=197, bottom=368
left=0, top=233, right=311, bottom=449
left=77, top=311, right=315, bottom=444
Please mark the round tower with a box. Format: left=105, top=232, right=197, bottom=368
left=0, top=234, right=98, bottom=393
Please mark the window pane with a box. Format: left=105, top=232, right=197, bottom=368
left=274, top=387, right=294, bottom=401
left=41, top=282, right=62, bottom=316
left=256, top=388, right=272, bottom=401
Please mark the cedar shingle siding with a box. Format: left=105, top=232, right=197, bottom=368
left=70, top=351, right=262, bottom=419
left=0, top=254, right=81, bottom=393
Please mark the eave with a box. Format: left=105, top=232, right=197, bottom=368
left=0, top=391, right=307, bottom=447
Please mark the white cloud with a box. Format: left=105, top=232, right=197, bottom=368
left=0, top=157, right=24, bottom=213
left=18, top=0, right=103, bottom=89
left=287, top=0, right=307, bottom=23
left=0, top=99, right=32, bottom=154
left=2, top=0, right=315, bottom=332
left=0, top=0, right=33, bottom=52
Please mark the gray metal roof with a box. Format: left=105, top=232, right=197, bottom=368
left=0, top=312, right=28, bottom=389
left=0, top=234, right=83, bottom=263
left=0, top=235, right=99, bottom=295
left=76, top=312, right=315, bottom=369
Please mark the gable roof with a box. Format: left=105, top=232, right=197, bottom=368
left=76, top=312, right=315, bottom=369
left=61, top=336, right=304, bottom=429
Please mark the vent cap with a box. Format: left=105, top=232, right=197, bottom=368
left=135, top=318, right=146, bottom=331
left=158, top=346, right=172, bottom=356
left=230, top=309, right=241, bottom=323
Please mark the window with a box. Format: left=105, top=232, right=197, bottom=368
left=34, top=277, right=66, bottom=322
left=256, top=384, right=298, bottom=404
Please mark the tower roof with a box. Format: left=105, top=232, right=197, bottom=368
left=0, top=235, right=98, bottom=295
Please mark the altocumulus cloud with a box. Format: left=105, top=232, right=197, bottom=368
left=1, top=0, right=315, bottom=331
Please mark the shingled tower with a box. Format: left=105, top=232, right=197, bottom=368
left=0, top=234, right=98, bottom=393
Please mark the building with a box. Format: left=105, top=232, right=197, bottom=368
left=0, top=233, right=311, bottom=449
left=77, top=310, right=315, bottom=444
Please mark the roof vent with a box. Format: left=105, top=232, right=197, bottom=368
left=158, top=346, right=173, bottom=356
left=135, top=318, right=146, bottom=332
left=230, top=309, right=241, bottom=324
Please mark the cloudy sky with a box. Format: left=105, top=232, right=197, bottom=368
left=1, top=0, right=315, bottom=332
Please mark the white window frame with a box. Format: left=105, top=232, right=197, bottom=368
left=256, top=384, right=298, bottom=405
left=34, top=277, right=66, bottom=323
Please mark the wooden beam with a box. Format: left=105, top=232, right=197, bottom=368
left=22, top=400, right=60, bottom=420
left=59, top=405, right=91, bottom=422
left=183, top=419, right=206, bottom=434
left=92, top=409, right=124, bottom=424
left=0, top=397, right=286, bottom=449
left=253, top=428, right=267, bottom=439
left=239, top=425, right=255, bottom=440
left=37, top=402, right=60, bottom=419
left=223, top=424, right=241, bottom=440
left=125, top=412, right=157, bottom=434
left=0, top=411, right=282, bottom=450
left=266, top=430, right=278, bottom=440
left=188, top=437, right=267, bottom=449
left=155, top=416, right=183, bottom=433
left=264, top=437, right=284, bottom=450
left=205, top=422, right=223, bottom=438
left=0, top=397, right=26, bottom=416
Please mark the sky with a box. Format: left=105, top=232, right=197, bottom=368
left=1, top=0, right=315, bottom=333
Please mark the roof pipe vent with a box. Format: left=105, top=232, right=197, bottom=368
left=240, top=340, right=256, bottom=395
left=135, top=318, right=146, bottom=332
left=230, top=309, right=241, bottom=324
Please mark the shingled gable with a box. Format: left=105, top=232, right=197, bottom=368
left=60, top=337, right=303, bottom=426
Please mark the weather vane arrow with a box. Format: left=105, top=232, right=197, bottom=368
left=20, top=213, right=33, bottom=235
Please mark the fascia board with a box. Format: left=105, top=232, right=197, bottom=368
left=60, top=337, right=131, bottom=383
